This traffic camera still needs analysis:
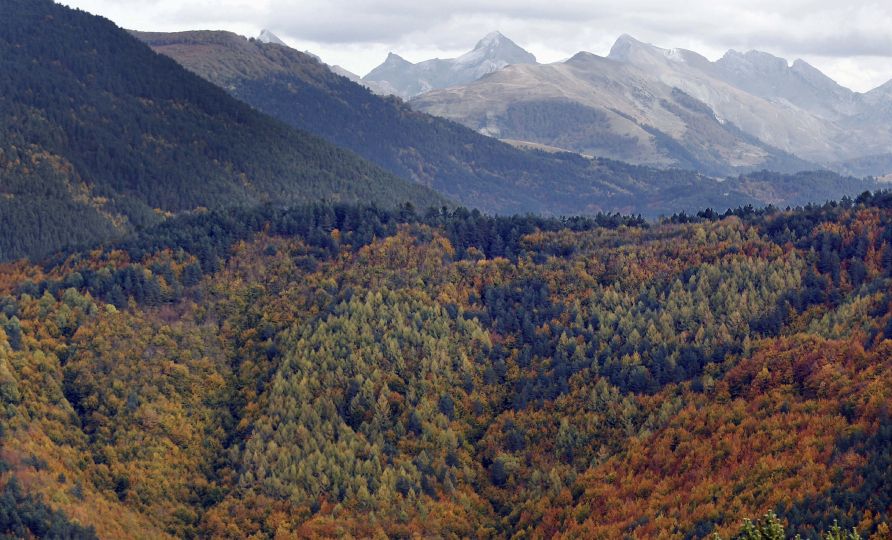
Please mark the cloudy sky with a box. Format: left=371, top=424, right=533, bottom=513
left=61, top=0, right=892, bottom=92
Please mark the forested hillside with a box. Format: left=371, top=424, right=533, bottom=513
left=135, top=31, right=878, bottom=219
left=1, top=192, right=890, bottom=538
left=0, top=0, right=443, bottom=262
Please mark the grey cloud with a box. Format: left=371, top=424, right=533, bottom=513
left=61, top=0, right=892, bottom=91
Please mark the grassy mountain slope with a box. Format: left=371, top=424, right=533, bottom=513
left=410, top=48, right=821, bottom=176
left=134, top=31, right=874, bottom=220
left=0, top=0, right=443, bottom=262
left=1, top=194, right=891, bottom=537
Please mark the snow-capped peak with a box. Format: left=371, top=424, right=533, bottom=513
left=258, top=29, right=287, bottom=46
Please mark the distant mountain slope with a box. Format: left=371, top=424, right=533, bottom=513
left=412, top=43, right=818, bottom=175
left=253, top=29, right=392, bottom=93
left=830, top=154, right=892, bottom=179
left=708, top=50, right=859, bottom=119
left=0, top=0, right=443, bottom=261
left=363, top=32, right=538, bottom=99
left=612, top=38, right=892, bottom=172
left=411, top=34, right=892, bottom=176
left=136, top=30, right=877, bottom=218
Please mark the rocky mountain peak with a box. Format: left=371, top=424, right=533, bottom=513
left=718, top=49, right=789, bottom=74
left=364, top=32, right=535, bottom=98
left=258, top=29, right=286, bottom=46
left=460, top=31, right=537, bottom=65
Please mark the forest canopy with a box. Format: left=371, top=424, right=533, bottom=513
left=0, top=192, right=891, bottom=537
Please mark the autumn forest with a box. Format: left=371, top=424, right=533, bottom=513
left=0, top=195, right=889, bottom=538
left=3, top=0, right=892, bottom=538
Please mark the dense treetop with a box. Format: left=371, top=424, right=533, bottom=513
left=1, top=3, right=891, bottom=537
left=0, top=193, right=891, bottom=537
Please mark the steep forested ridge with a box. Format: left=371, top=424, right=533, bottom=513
left=135, top=31, right=878, bottom=219
left=0, top=0, right=443, bottom=262
left=1, top=192, right=891, bottom=538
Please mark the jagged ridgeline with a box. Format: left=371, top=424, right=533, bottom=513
left=134, top=29, right=668, bottom=216
left=134, top=30, right=878, bottom=220
left=0, top=0, right=444, bottom=262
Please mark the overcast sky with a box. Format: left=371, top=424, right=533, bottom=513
left=61, top=0, right=892, bottom=92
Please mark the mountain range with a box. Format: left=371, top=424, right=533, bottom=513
left=0, top=0, right=880, bottom=264
left=134, top=29, right=876, bottom=221
left=358, top=32, right=892, bottom=176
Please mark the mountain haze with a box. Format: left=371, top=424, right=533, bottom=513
left=412, top=37, right=817, bottom=176
left=709, top=50, right=859, bottom=119
left=136, top=30, right=876, bottom=218
left=411, top=34, right=892, bottom=176
left=363, top=32, right=538, bottom=99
